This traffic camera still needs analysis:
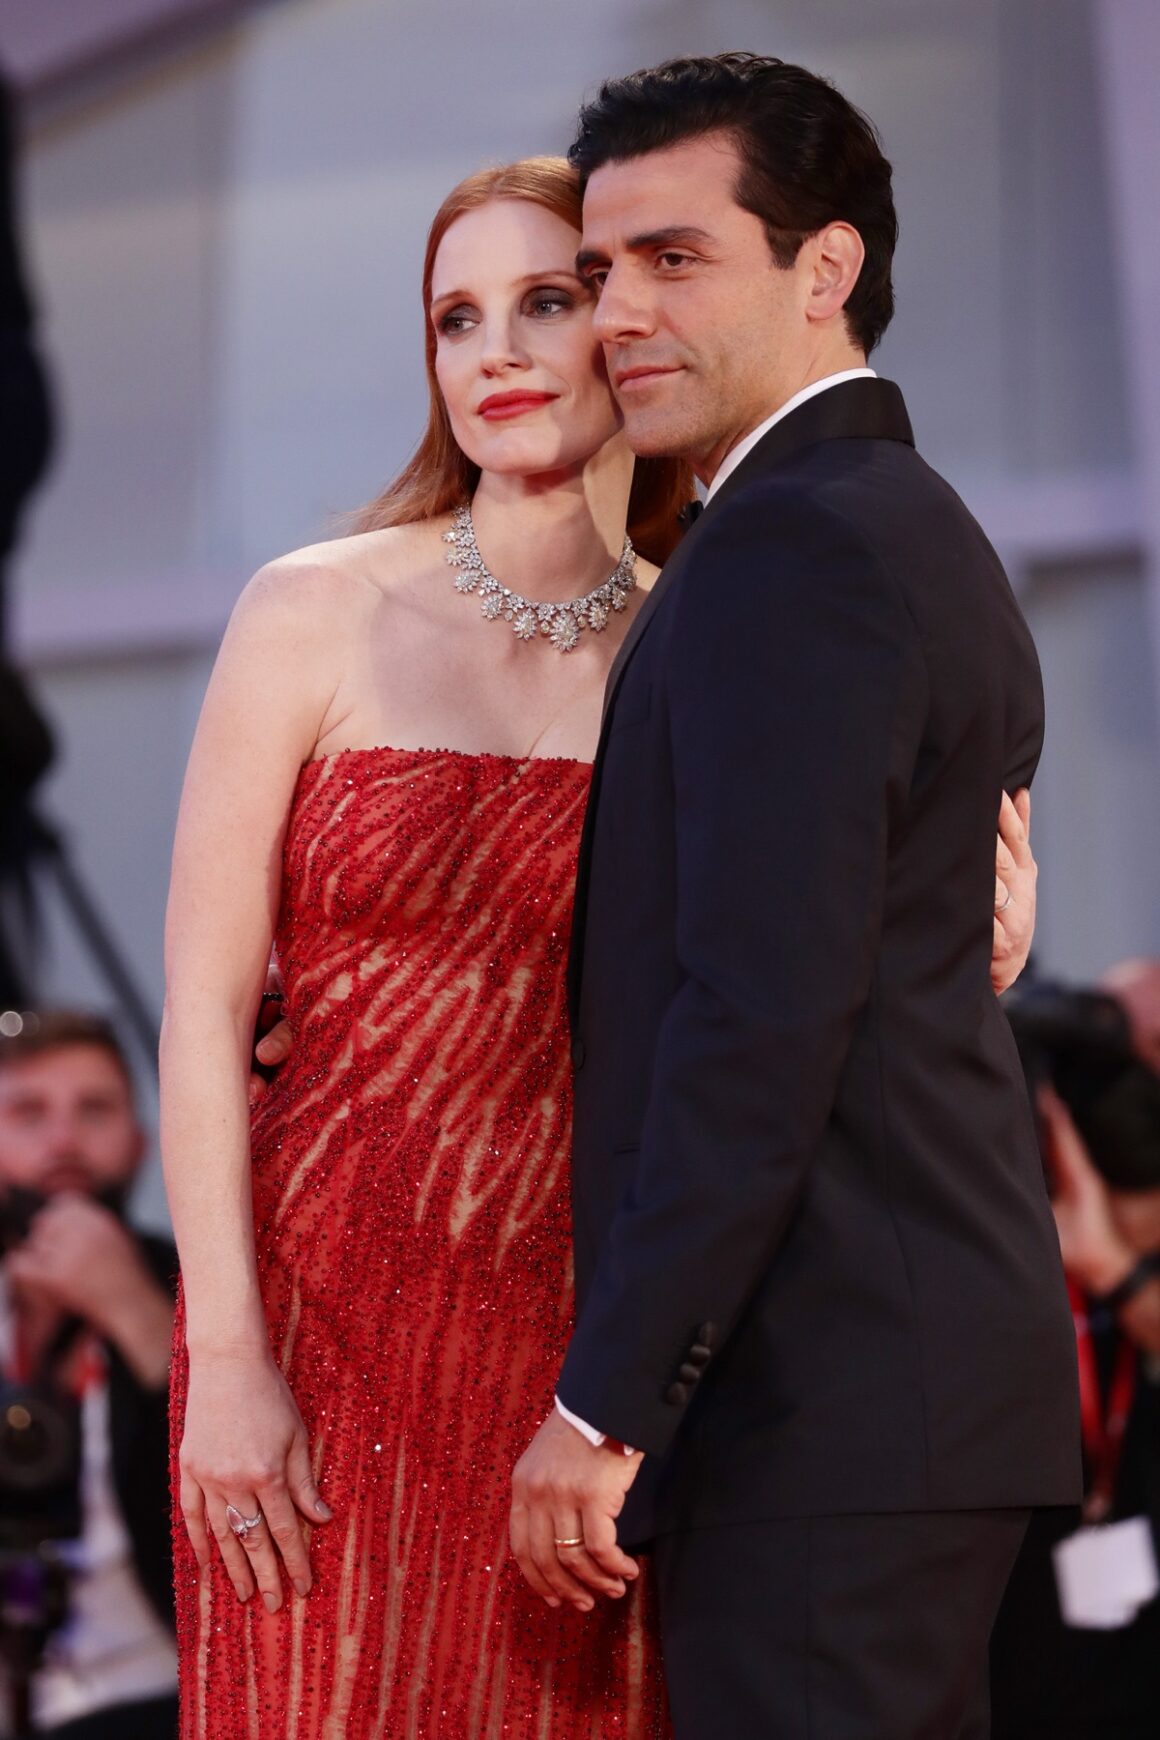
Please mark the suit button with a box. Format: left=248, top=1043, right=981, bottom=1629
left=697, top=1321, right=719, bottom=1350
left=571, top=1038, right=587, bottom=1070
left=678, top=1363, right=701, bottom=1384
left=688, top=1344, right=712, bottom=1369
left=665, top=1381, right=690, bottom=1407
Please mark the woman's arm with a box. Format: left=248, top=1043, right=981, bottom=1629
left=161, top=559, right=351, bottom=1610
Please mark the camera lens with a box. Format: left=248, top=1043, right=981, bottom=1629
left=0, top=1390, right=74, bottom=1490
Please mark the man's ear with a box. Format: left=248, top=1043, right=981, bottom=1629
left=805, top=222, right=865, bottom=325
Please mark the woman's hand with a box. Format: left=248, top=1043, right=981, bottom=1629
left=179, top=1349, right=332, bottom=1612
left=991, top=788, right=1037, bottom=995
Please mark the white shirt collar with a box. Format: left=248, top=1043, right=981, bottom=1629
left=704, top=368, right=878, bottom=503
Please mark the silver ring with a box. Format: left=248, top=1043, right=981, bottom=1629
left=226, top=1504, right=264, bottom=1539
left=996, top=891, right=1013, bottom=914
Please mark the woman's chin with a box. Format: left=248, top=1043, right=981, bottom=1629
left=470, top=445, right=599, bottom=484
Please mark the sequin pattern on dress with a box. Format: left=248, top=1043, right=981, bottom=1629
left=169, top=745, right=671, bottom=1738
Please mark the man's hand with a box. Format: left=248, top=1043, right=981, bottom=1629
left=1041, top=1086, right=1134, bottom=1296
left=992, top=788, right=1037, bottom=994
left=7, top=1194, right=175, bottom=1386
left=249, top=956, right=293, bottom=1107
left=510, top=1410, right=642, bottom=1612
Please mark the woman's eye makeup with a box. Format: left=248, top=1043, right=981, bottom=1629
left=436, top=305, right=476, bottom=336
left=434, top=283, right=579, bottom=336
left=524, top=286, right=575, bottom=317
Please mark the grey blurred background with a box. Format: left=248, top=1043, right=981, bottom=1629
left=2, top=0, right=1158, bottom=1222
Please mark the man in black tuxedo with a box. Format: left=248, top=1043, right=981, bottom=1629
left=510, top=54, right=1081, bottom=1738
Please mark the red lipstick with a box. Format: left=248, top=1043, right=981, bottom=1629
left=477, top=391, right=558, bottom=420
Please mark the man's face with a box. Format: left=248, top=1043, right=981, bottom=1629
left=0, top=1045, right=143, bottom=1199
left=1110, top=1187, right=1160, bottom=1258
left=578, top=134, right=819, bottom=481
left=1114, top=964, right=1160, bottom=1076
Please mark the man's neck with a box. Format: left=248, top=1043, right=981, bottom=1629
left=700, top=362, right=876, bottom=497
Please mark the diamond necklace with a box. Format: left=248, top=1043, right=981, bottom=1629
left=443, top=503, right=637, bottom=654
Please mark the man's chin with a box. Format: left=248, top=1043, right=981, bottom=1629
left=620, top=406, right=695, bottom=460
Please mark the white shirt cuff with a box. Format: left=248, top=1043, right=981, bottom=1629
left=554, top=1395, right=635, bottom=1454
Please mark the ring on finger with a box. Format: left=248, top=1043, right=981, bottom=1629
left=554, top=1535, right=585, bottom=1548
left=995, top=891, right=1013, bottom=913
left=226, top=1503, right=264, bottom=1540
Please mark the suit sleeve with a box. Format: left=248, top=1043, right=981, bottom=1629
left=556, top=492, right=929, bottom=1455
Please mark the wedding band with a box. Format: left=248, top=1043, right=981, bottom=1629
left=996, top=892, right=1013, bottom=913
left=226, top=1504, right=264, bottom=1538
left=554, top=1536, right=585, bottom=1548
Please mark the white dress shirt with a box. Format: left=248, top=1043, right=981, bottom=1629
left=705, top=367, right=877, bottom=502
left=555, top=366, right=877, bottom=1454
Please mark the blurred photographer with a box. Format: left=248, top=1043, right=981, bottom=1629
left=993, top=960, right=1160, bottom=1739
left=0, top=1014, right=177, bottom=1739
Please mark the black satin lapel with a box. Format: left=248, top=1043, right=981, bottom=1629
left=601, top=523, right=702, bottom=724
left=570, top=524, right=704, bottom=1019
left=570, top=537, right=690, bottom=1019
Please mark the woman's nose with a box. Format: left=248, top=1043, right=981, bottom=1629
left=478, top=315, right=528, bottom=375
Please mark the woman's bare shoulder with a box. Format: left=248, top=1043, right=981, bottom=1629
left=233, top=522, right=445, bottom=632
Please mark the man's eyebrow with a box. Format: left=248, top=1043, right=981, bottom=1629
left=577, top=226, right=714, bottom=273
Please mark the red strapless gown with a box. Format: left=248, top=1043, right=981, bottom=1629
left=170, top=745, right=671, bottom=1739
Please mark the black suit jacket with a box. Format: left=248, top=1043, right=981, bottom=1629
left=105, top=1231, right=178, bottom=1630
left=559, top=378, right=1081, bottom=1542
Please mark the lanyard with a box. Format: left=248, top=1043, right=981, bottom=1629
left=7, top=1315, right=103, bottom=1396
left=1071, top=1279, right=1138, bottom=1524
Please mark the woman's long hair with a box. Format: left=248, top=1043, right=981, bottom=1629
left=354, top=157, right=692, bottom=566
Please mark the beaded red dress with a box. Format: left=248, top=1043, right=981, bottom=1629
left=170, top=744, right=671, bottom=1740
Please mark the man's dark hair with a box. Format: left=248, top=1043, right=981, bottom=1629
left=569, top=52, right=898, bottom=354
left=0, top=1008, right=133, bottom=1091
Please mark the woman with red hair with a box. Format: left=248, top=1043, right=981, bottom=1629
left=163, top=158, right=684, bottom=1738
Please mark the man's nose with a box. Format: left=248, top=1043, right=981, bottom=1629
left=592, top=267, right=654, bottom=344
left=45, top=1120, right=87, bottom=1163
